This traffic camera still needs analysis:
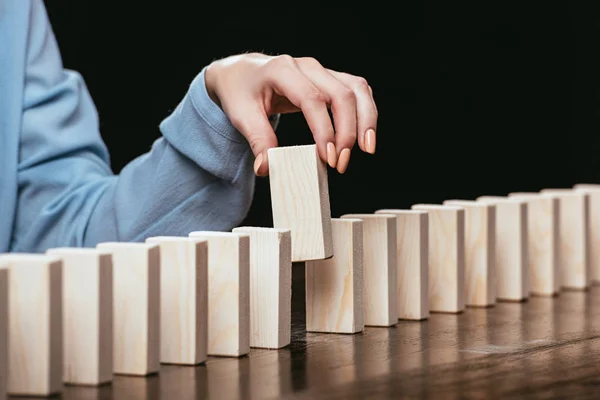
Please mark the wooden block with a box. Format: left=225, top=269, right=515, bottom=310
left=144, top=237, right=208, bottom=365
left=340, top=214, right=397, bottom=326
left=304, top=218, right=364, bottom=333
left=268, top=144, right=333, bottom=262
left=0, top=262, right=7, bottom=400
left=410, top=205, right=465, bottom=313
left=573, top=184, right=600, bottom=284
left=442, top=200, right=496, bottom=307
left=508, top=192, right=560, bottom=296
left=188, top=231, right=250, bottom=357
left=540, top=189, right=590, bottom=290
left=232, top=227, right=292, bottom=348
left=96, top=243, right=160, bottom=376
left=45, top=248, right=112, bottom=386
left=0, top=254, right=62, bottom=396
left=476, top=196, right=528, bottom=301
left=375, top=210, right=429, bottom=320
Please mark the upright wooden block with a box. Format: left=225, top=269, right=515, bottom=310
left=410, top=205, right=465, bottom=313
left=573, top=184, right=600, bottom=284
left=268, top=144, right=333, bottom=262
left=540, top=189, right=590, bottom=290
left=340, top=214, right=397, bottom=326
left=232, top=227, right=292, bottom=348
left=476, top=196, right=528, bottom=301
left=508, top=192, right=560, bottom=296
left=304, top=219, right=364, bottom=333
left=96, top=243, right=160, bottom=376
left=0, top=254, right=62, bottom=396
left=375, top=210, right=429, bottom=320
left=0, top=262, right=7, bottom=400
left=442, top=200, right=496, bottom=307
left=188, top=232, right=250, bottom=357
left=45, top=248, right=113, bottom=386
left=145, top=237, right=208, bottom=365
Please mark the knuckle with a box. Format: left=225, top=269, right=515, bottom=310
left=353, top=76, right=370, bottom=90
left=302, top=89, right=326, bottom=106
left=339, top=86, right=356, bottom=103
left=272, top=54, right=296, bottom=67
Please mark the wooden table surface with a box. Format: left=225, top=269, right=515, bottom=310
left=39, top=264, right=600, bottom=399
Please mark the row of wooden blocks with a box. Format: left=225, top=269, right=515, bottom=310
left=1, top=142, right=599, bottom=398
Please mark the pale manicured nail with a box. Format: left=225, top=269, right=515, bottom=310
left=365, top=129, right=376, bottom=154
left=253, top=153, right=263, bottom=175
left=327, top=142, right=337, bottom=168
left=337, top=148, right=351, bottom=174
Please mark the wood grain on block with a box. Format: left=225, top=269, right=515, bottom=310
left=340, top=214, right=397, bottom=326
left=375, top=210, right=429, bottom=320
left=410, top=205, right=465, bottom=313
left=232, top=227, right=292, bottom=348
left=540, top=189, right=590, bottom=289
left=96, top=243, right=160, bottom=376
left=475, top=196, right=528, bottom=301
left=304, top=218, right=364, bottom=333
left=442, top=200, right=496, bottom=307
left=573, top=184, right=600, bottom=283
left=508, top=192, right=560, bottom=296
left=268, top=144, right=333, bottom=262
left=188, top=232, right=250, bottom=357
left=0, top=263, right=7, bottom=400
left=45, top=248, right=113, bottom=386
left=0, top=254, right=62, bottom=396
left=145, top=237, right=208, bottom=365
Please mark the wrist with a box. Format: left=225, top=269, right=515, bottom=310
left=204, top=62, right=222, bottom=107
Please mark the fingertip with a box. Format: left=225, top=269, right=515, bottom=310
left=358, top=129, right=366, bottom=152
left=326, top=142, right=338, bottom=169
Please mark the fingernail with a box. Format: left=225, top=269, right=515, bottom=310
left=365, top=129, right=376, bottom=154
left=254, top=153, right=263, bottom=175
left=327, top=142, right=337, bottom=168
left=337, top=148, right=351, bottom=173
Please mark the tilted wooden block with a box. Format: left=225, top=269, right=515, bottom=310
left=540, top=189, right=590, bottom=290
left=45, top=248, right=113, bottom=385
left=0, top=262, right=7, bottom=400
left=268, top=144, right=333, bottom=262
left=375, top=209, right=429, bottom=320
left=340, top=214, right=397, bottom=326
left=305, top=218, right=364, bottom=333
left=232, top=227, right=292, bottom=348
left=96, top=243, right=160, bottom=376
left=188, top=232, right=250, bottom=357
left=508, top=192, right=560, bottom=296
left=573, top=184, right=600, bottom=284
left=145, top=237, right=208, bottom=365
left=476, top=196, right=528, bottom=301
left=0, top=254, right=62, bottom=396
left=410, top=205, right=465, bottom=313
left=442, top=200, right=496, bottom=307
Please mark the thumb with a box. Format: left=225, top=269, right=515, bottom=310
left=230, top=107, right=279, bottom=177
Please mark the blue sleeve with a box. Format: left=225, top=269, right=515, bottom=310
left=11, top=1, right=277, bottom=252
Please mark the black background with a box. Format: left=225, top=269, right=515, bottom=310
left=43, top=2, right=600, bottom=227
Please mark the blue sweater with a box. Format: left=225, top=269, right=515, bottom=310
left=0, top=0, right=278, bottom=253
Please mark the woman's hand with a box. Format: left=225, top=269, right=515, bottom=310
left=204, top=53, right=377, bottom=176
